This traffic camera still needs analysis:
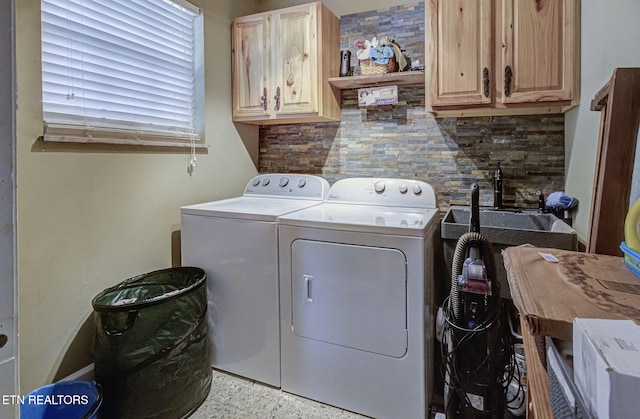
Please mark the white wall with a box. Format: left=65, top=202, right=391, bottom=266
left=0, top=1, right=17, bottom=417
left=565, top=0, right=640, bottom=242
left=15, top=0, right=260, bottom=393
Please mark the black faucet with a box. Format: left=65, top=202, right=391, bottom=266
left=536, top=190, right=546, bottom=213
left=493, top=161, right=503, bottom=209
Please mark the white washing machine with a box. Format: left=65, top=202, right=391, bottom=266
left=180, top=174, right=329, bottom=387
left=278, top=178, right=440, bottom=419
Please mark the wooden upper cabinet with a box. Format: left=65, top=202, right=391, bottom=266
left=232, top=2, right=340, bottom=125
left=272, top=6, right=318, bottom=117
left=426, top=0, right=580, bottom=116
left=427, top=0, right=493, bottom=107
left=232, top=14, right=270, bottom=121
left=501, top=0, right=578, bottom=104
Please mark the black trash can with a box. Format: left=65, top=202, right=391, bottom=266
left=92, top=267, right=211, bottom=419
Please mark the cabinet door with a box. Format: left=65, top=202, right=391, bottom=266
left=500, top=0, right=578, bottom=104
left=271, top=4, right=319, bottom=117
left=427, top=0, right=492, bottom=107
left=232, top=14, right=270, bottom=120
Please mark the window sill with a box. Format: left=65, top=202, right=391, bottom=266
left=41, top=135, right=209, bottom=149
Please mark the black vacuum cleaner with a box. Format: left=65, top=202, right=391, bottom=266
left=441, top=184, right=514, bottom=418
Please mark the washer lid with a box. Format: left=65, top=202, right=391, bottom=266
left=278, top=203, right=439, bottom=236
left=181, top=196, right=324, bottom=221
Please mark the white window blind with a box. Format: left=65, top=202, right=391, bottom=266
left=41, top=0, right=204, bottom=146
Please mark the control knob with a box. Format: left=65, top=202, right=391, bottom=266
left=399, top=184, right=408, bottom=194
left=374, top=181, right=385, bottom=193
left=261, top=178, right=270, bottom=186
left=252, top=178, right=260, bottom=187
left=298, top=179, right=307, bottom=188
left=413, top=184, right=422, bottom=195
left=279, top=177, right=289, bottom=187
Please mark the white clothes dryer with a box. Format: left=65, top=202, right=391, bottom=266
left=278, top=178, right=440, bottom=419
left=181, top=174, right=329, bottom=387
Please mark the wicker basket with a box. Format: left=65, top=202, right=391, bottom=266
left=359, top=57, right=398, bottom=75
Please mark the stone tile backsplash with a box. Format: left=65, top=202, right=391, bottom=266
left=258, top=2, right=565, bottom=210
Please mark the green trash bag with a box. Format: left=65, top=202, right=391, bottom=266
left=92, top=267, right=211, bottom=419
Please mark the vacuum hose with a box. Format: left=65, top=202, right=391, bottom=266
left=450, top=232, right=498, bottom=320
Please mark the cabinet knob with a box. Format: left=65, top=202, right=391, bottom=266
left=261, top=87, right=268, bottom=111
left=483, top=67, right=490, bottom=98
left=274, top=86, right=281, bottom=111
left=504, top=65, right=513, bottom=97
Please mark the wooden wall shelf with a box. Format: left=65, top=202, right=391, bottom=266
left=328, top=71, right=424, bottom=89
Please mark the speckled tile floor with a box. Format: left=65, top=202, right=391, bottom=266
left=191, top=369, right=371, bottom=419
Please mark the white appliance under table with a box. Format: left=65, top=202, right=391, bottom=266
left=278, top=177, right=440, bottom=419
left=180, top=174, right=329, bottom=387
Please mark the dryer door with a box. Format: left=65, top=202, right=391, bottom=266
left=291, top=240, right=407, bottom=357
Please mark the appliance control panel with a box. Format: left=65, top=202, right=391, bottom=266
left=327, top=178, right=437, bottom=208
left=244, top=174, right=330, bottom=200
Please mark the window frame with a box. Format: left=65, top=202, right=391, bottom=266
left=40, top=0, right=206, bottom=149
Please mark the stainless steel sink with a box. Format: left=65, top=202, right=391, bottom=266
left=441, top=206, right=578, bottom=298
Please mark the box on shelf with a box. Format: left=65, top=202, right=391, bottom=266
left=573, top=318, right=640, bottom=419
left=503, top=247, right=640, bottom=341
